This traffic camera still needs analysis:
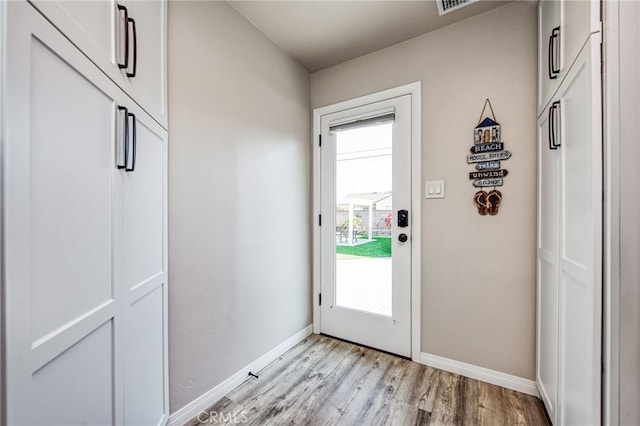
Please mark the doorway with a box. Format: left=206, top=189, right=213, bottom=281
left=313, top=84, right=421, bottom=358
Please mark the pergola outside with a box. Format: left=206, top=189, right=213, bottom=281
left=337, top=192, right=391, bottom=245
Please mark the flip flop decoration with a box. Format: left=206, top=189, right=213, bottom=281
left=468, top=99, right=510, bottom=215
left=486, top=189, right=502, bottom=216
left=473, top=190, right=488, bottom=216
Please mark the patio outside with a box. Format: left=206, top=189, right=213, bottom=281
left=334, top=123, right=393, bottom=317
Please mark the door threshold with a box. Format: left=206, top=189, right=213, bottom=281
left=319, top=333, right=412, bottom=360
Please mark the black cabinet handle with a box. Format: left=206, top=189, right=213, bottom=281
left=551, top=27, right=560, bottom=75
left=551, top=101, right=561, bottom=148
left=127, top=17, right=137, bottom=78
left=548, top=104, right=556, bottom=150
left=548, top=101, right=561, bottom=150
left=126, top=112, right=137, bottom=172
left=548, top=33, right=554, bottom=80
left=117, top=4, right=129, bottom=71
left=117, top=106, right=129, bottom=168
left=549, top=26, right=560, bottom=79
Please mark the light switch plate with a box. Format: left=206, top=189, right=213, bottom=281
left=425, top=180, right=445, bottom=199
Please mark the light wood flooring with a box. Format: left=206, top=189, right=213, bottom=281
left=189, top=334, right=550, bottom=425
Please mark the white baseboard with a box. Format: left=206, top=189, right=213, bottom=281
left=420, top=352, right=539, bottom=397
left=168, top=325, right=313, bottom=426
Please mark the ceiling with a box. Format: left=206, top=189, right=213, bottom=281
left=227, top=0, right=511, bottom=72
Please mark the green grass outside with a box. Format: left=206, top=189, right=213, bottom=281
left=336, top=236, right=391, bottom=258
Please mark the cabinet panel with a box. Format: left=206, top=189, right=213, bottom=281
left=561, top=270, right=597, bottom=426
left=28, top=34, right=114, bottom=341
left=32, top=321, right=115, bottom=426
left=538, top=112, right=560, bottom=257
left=30, top=0, right=116, bottom=66
left=120, top=83, right=166, bottom=292
left=537, top=258, right=559, bottom=420
left=125, top=286, right=167, bottom=426
left=561, top=59, right=593, bottom=267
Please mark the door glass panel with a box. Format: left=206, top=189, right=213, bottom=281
left=334, top=122, right=392, bottom=316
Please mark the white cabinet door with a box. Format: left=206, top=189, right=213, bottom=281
left=120, top=0, right=167, bottom=128
left=115, top=101, right=169, bottom=426
left=536, top=103, right=560, bottom=425
left=29, top=0, right=117, bottom=71
left=557, top=35, right=602, bottom=426
left=3, top=2, right=124, bottom=423
left=29, top=0, right=168, bottom=128
left=538, top=0, right=600, bottom=116
left=538, top=0, right=561, bottom=114
left=561, top=0, right=600, bottom=77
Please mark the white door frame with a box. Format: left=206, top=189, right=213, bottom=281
left=312, top=82, right=422, bottom=362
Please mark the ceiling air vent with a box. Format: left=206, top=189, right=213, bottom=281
left=436, top=0, right=477, bottom=16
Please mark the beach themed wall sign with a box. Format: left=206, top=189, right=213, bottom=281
left=469, top=99, right=510, bottom=216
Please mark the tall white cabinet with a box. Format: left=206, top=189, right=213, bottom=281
left=1, top=1, right=168, bottom=424
left=536, top=1, right=602, bottom=425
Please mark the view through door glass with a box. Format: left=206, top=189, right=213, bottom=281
left=335, top=123, right=392, bottom=316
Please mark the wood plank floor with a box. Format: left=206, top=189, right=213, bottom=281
left=188, top=334, right=550, bottom=425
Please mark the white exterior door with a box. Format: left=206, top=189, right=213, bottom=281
left=319, top=94, right=412, bottom=357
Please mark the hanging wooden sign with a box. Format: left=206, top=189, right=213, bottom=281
left=470, top=100, right=509, bottom=215
left=467, top=150, right=512, bottom=163
left=473, top=178, right=504, bottom=187
left=469, top=169, right=509, bottom=180
left=475, top=160, right=501, bottom=171
left=470, top=142, right=503, bottom=154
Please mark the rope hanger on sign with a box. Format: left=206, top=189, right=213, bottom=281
left=477, top=98, right=497, bottom=124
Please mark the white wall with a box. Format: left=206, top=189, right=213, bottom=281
left=615, top=2, right=640, bottom=423
left=167, top=1, right=311, bottom=413
left=311, top=2, right=537, bottom=379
